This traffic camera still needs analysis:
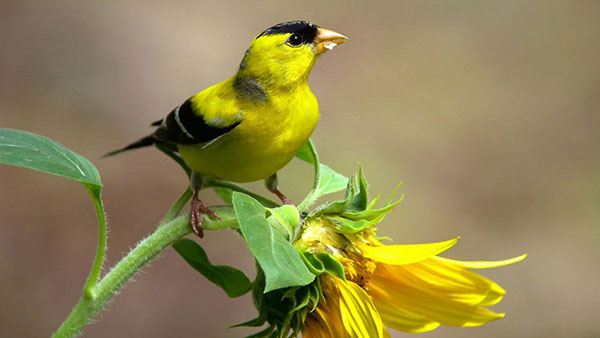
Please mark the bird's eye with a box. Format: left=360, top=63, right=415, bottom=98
left=287, top=33, right=303, bottom=46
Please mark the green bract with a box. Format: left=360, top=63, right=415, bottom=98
left=233, top=192, right=315, bottom=293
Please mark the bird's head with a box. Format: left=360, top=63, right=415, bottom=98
left=237, top=21, right=348, bottom=89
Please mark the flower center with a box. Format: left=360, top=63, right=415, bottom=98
left=295, top=216, right=377, bottom=287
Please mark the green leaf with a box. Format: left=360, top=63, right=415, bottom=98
left=281, top=286, right=300, bottom=302
left=295, top=139, right=317, bottom=164
left=327, top=216, right=375, bottom=233
left=267, top=215, right=292, bottom=239
left=301, top=251, right=346, bottom=280
left=233, top=193, right=315, bottom=293
left=299, top=164, right=349, bottom=212
left=317, top=252, right=346, bottom=281
left=290, top=287, right=311, bottom=312
left=367, top=193, right=381, bottom=210
left=385, top=182, right=403, bottom=207
left=173, top=239, right=251, bottom=298
left=297, top=140, right=349, bottom=211
left=267, top=205, right=300, bottom=238
left=316, top=164, right=349, bottom=197
left=307, top=282, right=321, bottom=311
left=310, top=179, right=356, bottom=217
left=348, top=164, right=369, bottom=212
left=0, top=128, right=101, bottom=188
left=300, top=252, right=325, bottom=275
left=341, top=197, right=402, bottom=222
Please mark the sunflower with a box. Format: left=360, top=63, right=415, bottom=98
left=296, top=216, right=526, bottom=337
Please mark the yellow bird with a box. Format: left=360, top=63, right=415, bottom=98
left=107, top=21, right=348, bottom=237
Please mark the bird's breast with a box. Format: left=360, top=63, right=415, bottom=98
left=179, top=87, right=319, bottom=183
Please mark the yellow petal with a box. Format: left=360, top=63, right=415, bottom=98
left=433, top=254, right=527, bottom=269
left=370, top=262, right=505, bottom=327
left=369, top=283, right=441, bottom=333
left=336, top=279, right=386, bottom=338
left=359, top=238, right=459, bottom=265
left=401, top=258, right=507, bottom=306
left=304, top=291, right=348, bottom=338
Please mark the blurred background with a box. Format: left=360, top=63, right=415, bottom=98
left=1, top=1, right=599, bottom=337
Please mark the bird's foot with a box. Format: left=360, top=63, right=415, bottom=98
left=190, top=193, right=220, bottom=238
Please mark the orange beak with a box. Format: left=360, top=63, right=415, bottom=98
left=314, top=28, right=349, bottom=55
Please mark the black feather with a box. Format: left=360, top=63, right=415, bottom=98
left=103, top=135, right=155, bottom=157
left=154, top=98, right=240, bottom=145
left=257, top=21, right=319, bottom=44
left=105, top=98, right=240, bottom=158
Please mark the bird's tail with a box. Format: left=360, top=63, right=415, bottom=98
left=103, top=135, right=156, bottom=157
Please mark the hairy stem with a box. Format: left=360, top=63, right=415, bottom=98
left=52, top=206, right=237, bottom=338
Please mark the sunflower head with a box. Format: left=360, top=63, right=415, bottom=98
left=232, top=165, right=525, bottom=338
left=294, top=205, right=525, bottom=337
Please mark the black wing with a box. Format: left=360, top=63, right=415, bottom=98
left=104, top=98, right=240, bottom=157
left=153, top=98, right=241, bottom=145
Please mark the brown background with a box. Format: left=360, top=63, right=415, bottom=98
left=1, top=1, right=599, bottom=337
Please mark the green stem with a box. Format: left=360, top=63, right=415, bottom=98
left=297, top=139, right=321, bottom=212
left=205, top=178, right=279, bottom=208
left=82, top=185, right=106, bottom=299
left=297, top=191, right=318, bottom=213
left=161, top=188, right=193, bottom=225
left=53, top=206, right=237, bottom=338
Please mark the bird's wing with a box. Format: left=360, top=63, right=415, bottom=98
left=153, top=98, right=241, bottom=145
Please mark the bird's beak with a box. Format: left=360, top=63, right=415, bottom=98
left=314, top=28, right=349, bottom=55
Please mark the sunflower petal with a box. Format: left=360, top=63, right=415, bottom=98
left=359, top=238, right=459, bottom=265
left=370, top=262, right=505, bottom=327
left=369, top=283, right=441, bottom=333
left=433, top=254, right=527, bottom=269
left=337, top=279, right=386, bottom=338
left=304, top=293, right=347, bottom=338
left=399, top=258, right=507, bottom=306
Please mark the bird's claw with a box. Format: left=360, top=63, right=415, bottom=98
left=190, top=196, right=220, bottom=238
left=190, top=198, right=205, bottom=238
left=190, top=216, right=204, bottom=238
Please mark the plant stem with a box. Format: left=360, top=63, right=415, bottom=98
left=297, top=140, right=320, bottom=212
left=205, top=178, right=279, bottom=208
left=52, top=206, right=237, bottom=338
left=82, top=185, right=106, bottom=299
left=161, top=187, right=193, bottom=224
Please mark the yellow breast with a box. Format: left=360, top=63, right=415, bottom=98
left=178, top=79, right=319, bottom=183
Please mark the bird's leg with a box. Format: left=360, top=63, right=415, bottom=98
left=190, top=173, right=220, bottom=238
left=265, top=173, right=292, bottom=205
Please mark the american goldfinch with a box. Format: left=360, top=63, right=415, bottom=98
left=107, top=21, right=348, bottom=237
